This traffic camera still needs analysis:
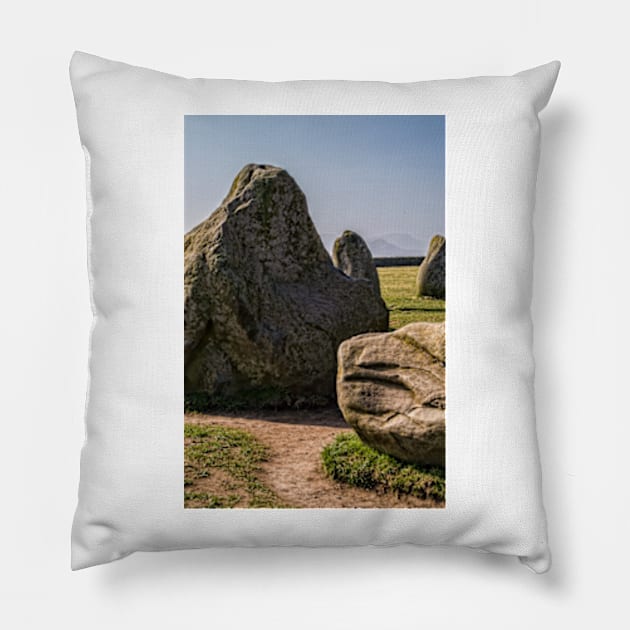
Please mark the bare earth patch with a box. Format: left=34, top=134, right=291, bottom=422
left=185, top=406, right=443, bottom=508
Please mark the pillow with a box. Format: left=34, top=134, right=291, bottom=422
left=70, top=51, right=560, bottom=572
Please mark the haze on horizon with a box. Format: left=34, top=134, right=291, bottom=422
left=185, top=115, right=445, bottom=256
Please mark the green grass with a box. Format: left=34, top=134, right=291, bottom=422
left=378, top=266, right=445, bottom=329
left=321, top=433, right=445, bottom=502
left=184, top=423, right=286, bottom=508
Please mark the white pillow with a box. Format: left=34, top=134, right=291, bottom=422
left=70, top=51, right=559, bottom=572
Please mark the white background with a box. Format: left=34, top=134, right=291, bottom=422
left=1, top=1, right=627, bottom=628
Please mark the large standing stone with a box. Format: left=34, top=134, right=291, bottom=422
left=337, top=322, right=445, bottom=466
left=415, top=235, right=445, bottom=299
left=185, top=164, right=389, bottom=400
left=332, top=230, right=381, bottom=296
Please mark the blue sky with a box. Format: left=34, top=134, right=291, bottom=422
left=185, top=115, right=444, bottom=255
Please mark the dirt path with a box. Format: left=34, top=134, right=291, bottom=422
left=186, top=407, right=441, bottom=508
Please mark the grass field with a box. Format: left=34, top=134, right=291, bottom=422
left=378, top=265, right=445, bottom=329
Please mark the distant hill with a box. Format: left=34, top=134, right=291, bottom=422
left=378, top=233, right=425, bottom=253
left=367, top=238, right=419, bottom=258
left=321, top=232, right=426, bottom=259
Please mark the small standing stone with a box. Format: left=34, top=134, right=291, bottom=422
left=332, top=230, right=381, bottom=296
left=415, top=235, right=445, bottom=299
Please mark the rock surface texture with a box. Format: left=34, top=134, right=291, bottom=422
left=337, top=322, right=445, bottom=466
left=415, top=235, right=446, bottom=299
left=184, top=164, right=389, bottom=399
left=332, top=230, right=381, bottom=296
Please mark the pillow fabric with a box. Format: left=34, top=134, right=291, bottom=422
left=70, top=51, right=559, bottom=572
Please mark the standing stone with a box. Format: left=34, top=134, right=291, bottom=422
left=332, top=230, right=381, bottom=296
left=415, top=235, right=445, bottom=299
left=337, top=322, right=445, bottom=466
left=184, top=164, right=389, bottom=401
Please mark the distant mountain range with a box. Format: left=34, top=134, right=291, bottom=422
left=321, top=232, right=426, bottom=258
